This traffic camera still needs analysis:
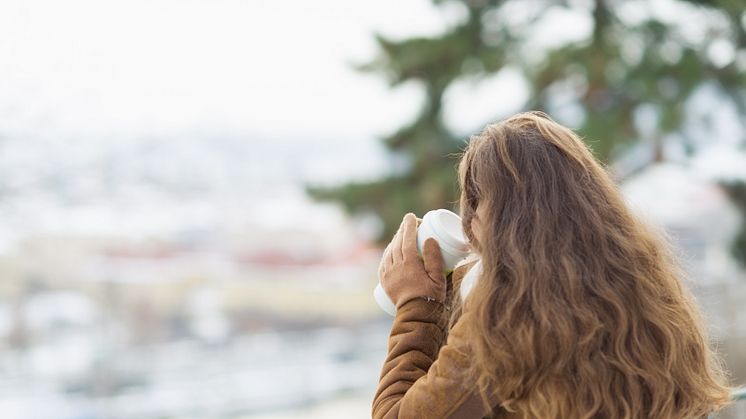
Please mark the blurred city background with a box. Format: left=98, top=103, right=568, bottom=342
left=0, top=0, right=745, bottom=418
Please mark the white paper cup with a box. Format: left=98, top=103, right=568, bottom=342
left=374, top=209, right=471, bottom=316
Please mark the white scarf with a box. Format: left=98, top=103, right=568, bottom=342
left=459, top=259, right=482, bottom=302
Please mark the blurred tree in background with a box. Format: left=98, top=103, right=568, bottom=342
left=308, top=0, right=746, bottom=256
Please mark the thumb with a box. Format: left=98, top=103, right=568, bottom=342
left=422, top=237, right=444, bottom=280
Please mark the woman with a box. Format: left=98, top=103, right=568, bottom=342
left=373, top=112, right=732, bottom=418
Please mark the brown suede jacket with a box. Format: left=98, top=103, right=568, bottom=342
left=372, top=260, right=501, bottom=419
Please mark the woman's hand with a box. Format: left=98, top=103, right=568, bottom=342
left=378, top=213, right=447, bottom=308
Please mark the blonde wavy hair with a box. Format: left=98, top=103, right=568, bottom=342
left=453, top=111, right=732, bottom=418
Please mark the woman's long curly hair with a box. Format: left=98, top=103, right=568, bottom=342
left=453, top=111, right=731, bottom=418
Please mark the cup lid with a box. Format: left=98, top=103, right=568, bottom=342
left=429, top=209, right=470, bottom=253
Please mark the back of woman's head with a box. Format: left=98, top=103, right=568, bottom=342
left=456, top=111, right=731, bottom=418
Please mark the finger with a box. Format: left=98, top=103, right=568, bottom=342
left=383, top=251, right=393, bottom=276
left=391, top=225, right=404, bottom=263
left=384, top=241, right=394, bottom=269
left=379, top=243, right=390, bottom=276
left=401, top=213, right=418, bottom=260
left=422, top=237, right=444, bottom=279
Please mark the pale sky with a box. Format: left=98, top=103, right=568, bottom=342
left=0, top=0, right=545, bottom=144
left=0, top=0, right=466, bottom=141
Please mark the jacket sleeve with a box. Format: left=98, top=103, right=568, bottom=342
left=372, top=261, right=490, bottom=419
